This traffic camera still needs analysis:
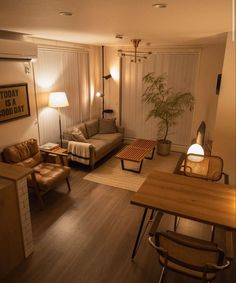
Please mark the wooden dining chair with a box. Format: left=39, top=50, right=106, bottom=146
left=174, top=153, right=229, bottom=241
left=183, top=154, right=229, bottom=184
left=148, top=229, right=232, bottom=283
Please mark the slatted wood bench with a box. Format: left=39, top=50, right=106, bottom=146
left=115, top=139, right=156, bottom=173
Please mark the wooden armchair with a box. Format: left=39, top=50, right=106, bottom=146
left=2, top=138, right=71, bottom=209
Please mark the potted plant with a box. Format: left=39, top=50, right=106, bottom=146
left=142, top=73, right=194, bottom=156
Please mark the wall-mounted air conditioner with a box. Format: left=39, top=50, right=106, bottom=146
left=0, top=39, right=37, bottom=61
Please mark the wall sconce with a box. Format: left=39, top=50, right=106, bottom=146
left=103, top=74, right=112, bottom=80
left=96, top=92, right=104, bottom=98
left=96, top=92, right=105, bottom=118
left=48, top=91, right=69, bottom=147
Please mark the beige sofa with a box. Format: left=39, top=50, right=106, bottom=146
left=62, top=118, right=124, bottom=168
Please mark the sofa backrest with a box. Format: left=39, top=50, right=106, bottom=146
left=2, top=138, right=42, bottom=168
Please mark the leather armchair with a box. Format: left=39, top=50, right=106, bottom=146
left=2, top=138, right=71, bottom=209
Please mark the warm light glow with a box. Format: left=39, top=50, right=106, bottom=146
left=96, top=92, right=104, bottom=98
left=90, top=85, right=95, bottom=101
left=110, top=66, right=119, bottom=81
left=48, top=92, right=69, bottom=108
left=187, top=144, right=205, bottom=162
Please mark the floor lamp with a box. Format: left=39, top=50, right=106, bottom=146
left=48, top=92, right=69, bottom=147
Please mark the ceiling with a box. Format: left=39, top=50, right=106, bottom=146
left=0, top=0, right=232, bottom=46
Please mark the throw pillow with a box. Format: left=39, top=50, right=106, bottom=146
left=99, top=118, right=117, bottom=134
left=85, top=119, right=99, bottom=138
left=71, top=129, right=87, bottom=143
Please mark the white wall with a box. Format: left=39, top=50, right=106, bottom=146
left=104, top=47, right=120, bottom=122
left=191, top=44, right=226, bottom=141
left=0, top=61, right=39, bottom=151
left=212, top=33, right=236, bottom=185
left=105, top=44, right=226, bottom=145
left=0, top=39, right=101, bottom=151
left=88, top=45, right=102, bottom=119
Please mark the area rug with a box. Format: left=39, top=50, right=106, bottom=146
left=83, top=151, right=181, bottom=192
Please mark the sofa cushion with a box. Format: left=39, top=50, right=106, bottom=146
left=87, top=138, right=112, bottom=157
left=92, top=133, right=123, bottom=147
left=63, top=122, right=88, bottom=140
left=99, top=118, right=117, bottom=134
left=85, top=118, right=99, bottom=138
left=77, top=123, right=88, bottom=139
left=27, top=163, right=70, bottom=191
left=18, top=152, right=43, bottom=168
left=71, top=129, right=87, bottom=143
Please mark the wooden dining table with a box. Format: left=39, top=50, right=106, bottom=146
left=130, top=170, right=236, bottom=259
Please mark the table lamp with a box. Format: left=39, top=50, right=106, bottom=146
left=187, top=143, right=204, bottom=162
left=48, top=91, right=69, bottom=147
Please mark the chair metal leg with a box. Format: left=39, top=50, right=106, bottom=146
left=174, top=216, right=180, bottom=231
left=150, top=209, right=155, bottom=220
left=158, top=266, right=166, bottom=283
left=131, top=208, right=148, bottom=259
left=211, top=225, right=215, bottom=242
left=223, top=172, right=229, bottom=184
left=66, top=177, right=71, bottom=192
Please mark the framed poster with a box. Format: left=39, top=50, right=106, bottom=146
left=0, top=83, right=30, bottom=123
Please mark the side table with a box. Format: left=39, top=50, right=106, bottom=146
left=40, top=146, right=68, bottom=166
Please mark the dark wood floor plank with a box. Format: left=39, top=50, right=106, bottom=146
left=3, top=163, right=236, bottom=283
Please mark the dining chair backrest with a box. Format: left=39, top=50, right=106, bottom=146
left=156, top=231, right=224, bottom=271
left=149, top=230, right=230, bottom=282
left=183, top=154, right=225, bottom=182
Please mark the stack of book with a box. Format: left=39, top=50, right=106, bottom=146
left=39, top=143, right=60, bottom=151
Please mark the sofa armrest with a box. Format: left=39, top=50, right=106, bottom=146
left=116, top=126, right=124, bottom=135
left=67, top=141, right=95, bottom=166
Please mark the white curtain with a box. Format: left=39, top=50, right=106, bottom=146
left=33, top=47, right=90, bottom=144
left=121, top=51, right=200, bottom=146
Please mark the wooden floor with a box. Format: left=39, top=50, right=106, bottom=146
left=4, top=161, right=236, bottom=283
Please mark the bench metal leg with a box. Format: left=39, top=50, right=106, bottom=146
left=121, top=159, right=144, bottom=174
left=145, top=147, right=155, bottom=160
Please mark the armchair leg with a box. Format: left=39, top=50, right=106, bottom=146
left=31, top=172, right=44, bottom=210
left=66, top=178, right=71, bottom=192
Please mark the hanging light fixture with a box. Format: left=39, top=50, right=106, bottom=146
left=118, top=39, right=152, bottom=63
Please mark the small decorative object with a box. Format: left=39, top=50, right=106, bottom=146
left=39, top=142, right=60, bottom=151
left=142, top=73, right=194, bottom=155
left=0, top=83, right=30, bottom=123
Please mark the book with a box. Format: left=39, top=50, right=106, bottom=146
left=40, top=143, right=60, bottom=151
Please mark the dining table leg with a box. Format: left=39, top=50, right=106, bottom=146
left=131, top=207, right=148, bottom=260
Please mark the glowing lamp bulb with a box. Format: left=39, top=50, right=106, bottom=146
left=187, top=143, right=204, bottom=162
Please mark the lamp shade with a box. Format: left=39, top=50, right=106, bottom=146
left=187, top=143, right=204, bottom=162
left=48, top=92, right=69, bottom=108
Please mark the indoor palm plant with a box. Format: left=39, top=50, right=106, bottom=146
left=142, top=73, right=194, bottom=155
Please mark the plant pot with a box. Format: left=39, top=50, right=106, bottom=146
left=157, top=140, right=172, bottom=156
